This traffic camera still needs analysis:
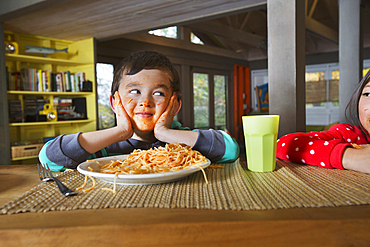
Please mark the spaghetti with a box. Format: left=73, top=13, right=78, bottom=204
left=351, top=143, right=370, bottom=149
left=76, top=175, right=96, bottom=192
left=98, top=143, right=207, bottom=175
left=76, top=143, right=209, bottom=193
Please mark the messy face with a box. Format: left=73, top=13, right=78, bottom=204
left=359, top=81, right=370, bottom=133
left=117, top=69, right=173, bottom=132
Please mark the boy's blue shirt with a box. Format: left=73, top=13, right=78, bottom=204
left=39, top=121, right=240, bottom=172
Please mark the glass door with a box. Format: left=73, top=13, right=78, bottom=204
left=192, top=70, right=228, bottom=130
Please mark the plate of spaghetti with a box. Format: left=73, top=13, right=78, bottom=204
left=77, top=143, right=211, bottom=185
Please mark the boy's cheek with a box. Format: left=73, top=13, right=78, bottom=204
left=158, top=98, right=171, bottom=110
left=121, top=95, right=133, bottom=104
left=121, top=96, right=135, bottom=111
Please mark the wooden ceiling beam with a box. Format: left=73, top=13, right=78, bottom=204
left=362, top=0, right=370, bottom=16
left=323, top=0, right=338, bottom=26
left=240, top=12, right=251, bottom=30
left=305, top=16, right=338, bottom=43
left=184, top=20, right=265, bottom=47
left=125, top=33, right=245, bottom=60
left=308, top=0, right=319, bottom=18
left=214, top=35, right=247, bottom=52
left=306, top=32, right=319, bottom=51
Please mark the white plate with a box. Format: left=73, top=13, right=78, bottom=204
left=77, top=155, right=211, bottom=185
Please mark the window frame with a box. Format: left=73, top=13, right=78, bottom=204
left=191, top=67, right=230, bottom=130
left=96, top=62, right=115, bottom=130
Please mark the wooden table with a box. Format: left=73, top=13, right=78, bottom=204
left=1, top=163, right=370, bottom=247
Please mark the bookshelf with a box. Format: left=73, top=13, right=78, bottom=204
left=4, top=31, right=97, bottom=164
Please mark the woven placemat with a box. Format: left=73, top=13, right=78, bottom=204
left=1, top=159, right=370, bottom=214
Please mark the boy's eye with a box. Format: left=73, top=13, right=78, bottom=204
left=153, top=91, right=166, bottom=96
left=129, top=89, right=141, bottom=94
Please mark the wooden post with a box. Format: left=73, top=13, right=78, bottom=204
left=267, top=0, right=306, bottom=136
left=0, top=22, right=11, bottom=165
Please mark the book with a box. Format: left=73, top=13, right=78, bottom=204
left=56, top=98, right=74, bottom=120
left=6, top=66, right=11, bottom=90
left=70, top=73, right=75, bottom=92
left=74, top=74, right=80, bottom=92
left=37, top=70, right=42, bottom=92
left=55, top=72, right=64, bottom=92
left=7, top=68, right=86, bottom=93
left=19, top=68, right=40, bottom=91
left=47, top=70, right=51, bottom=92
left=75, top=72, right=85, bottom=91
left=64, top=71, right=72, bottom=92
left=51, top=73, right=56, bottom=92
left=20, top=69, right=27, bottom=91
left=8, top=99, right=23, bottom=123
left=43, top=70, right=51, bottom=92
left=11, top=72, right=21, bottom=90
left=23, top=96, right=37, bottom=122
left=8, top=71, right=16, bottom=91
left=36, top=98, right=48, bottom=111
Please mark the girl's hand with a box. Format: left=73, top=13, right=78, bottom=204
left=114, top=91, right=134, bottom=140
left=154, top=94, right=179, bottom=138
left=343, top=145, right=370, bottom=173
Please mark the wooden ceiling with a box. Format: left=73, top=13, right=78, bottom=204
left=1, top=0, right=266, bottom=41
left=2, top=0, right=370, bottom=61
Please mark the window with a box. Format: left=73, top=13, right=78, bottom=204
left=304, top=64, right=339, bottom=126
left=148, top=26, right=177, bottom=39
left=193, top=73, right=209, bottom=128
left=96, top=63, right=115, bottom=130
left=305, top=71, right=325, bottom=81
left=214, top=75, right=227, bottom=129
left=251, top=60, right=370, bottom=126
left=193, top=70, right=228, bottom=130
left=330, top=70, right=339, bottom=106
left=251, top=69, right=268, bottom=111
left=363, top=67, right=370, bottom=76
left=191, top=33, right=204, bottom=45
left=305, top=71, right=326, bottom=107
left=305, top=64, right=340, bottom=109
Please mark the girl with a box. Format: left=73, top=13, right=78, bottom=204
left=277, top=70, right=370, bottom=173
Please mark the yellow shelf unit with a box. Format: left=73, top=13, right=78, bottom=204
left=5, top=32, right=97, bottom=164
left=5, top=53, right=90, bottom=66
left=9, top=119, right=94, bottom=127
left=8, top=90, right=92, bottom=96
left=11, top=155, right=39, bottom=161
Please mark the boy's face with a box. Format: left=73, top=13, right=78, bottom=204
left=117, top=69, right=173, bottom=132
left=359, top=81, right=370, bottom=133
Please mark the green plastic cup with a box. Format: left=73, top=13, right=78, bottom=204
left=242, top=115, right=280, bottom=172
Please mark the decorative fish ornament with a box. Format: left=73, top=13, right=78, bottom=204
left=24, top=45, right=68, bottom=57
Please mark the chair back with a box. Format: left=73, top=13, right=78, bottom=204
left=255, top=83, right=269, bottom=112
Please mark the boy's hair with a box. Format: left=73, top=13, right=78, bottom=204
left=345, top=69, right=370, bottom=137
left=111, top=50, right=181, bottom=100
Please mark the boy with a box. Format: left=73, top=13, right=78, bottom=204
left=39, top=50, right=239, bottom=171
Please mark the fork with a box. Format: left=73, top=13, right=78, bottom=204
left=37, top=163, right=78, bottom=196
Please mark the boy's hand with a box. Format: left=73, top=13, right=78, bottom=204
left=154, top=94, right=179, bottom=137
left=78, top=92, right=133, bottom=154
left=154, top=93, right=198, bottom=146
left=114, top=91, right=134, bottom=140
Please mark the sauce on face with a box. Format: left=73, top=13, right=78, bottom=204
left=117, top=69, right=173, bottom=132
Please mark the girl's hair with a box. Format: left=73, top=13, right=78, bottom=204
left=111, top=50, right=181, bottom=100
left=345, top=69, right=370, bottom=137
